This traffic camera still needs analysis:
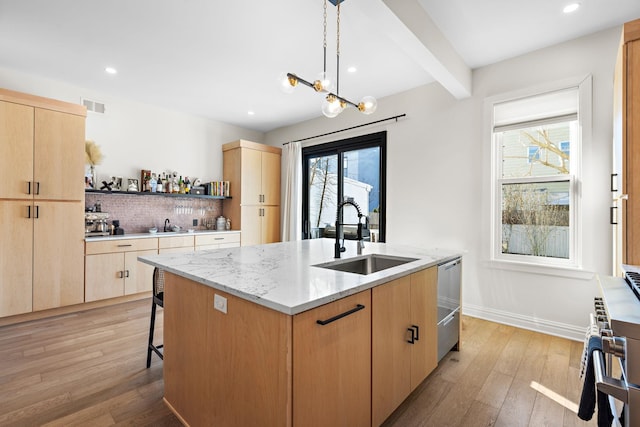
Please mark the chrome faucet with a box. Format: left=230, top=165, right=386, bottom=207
left=335, top=200, right=365, bottom=258
left=164, top=218, right=171, bottom=232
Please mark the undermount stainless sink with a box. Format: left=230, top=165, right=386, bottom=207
left=314, top=254, right=418, bottom=275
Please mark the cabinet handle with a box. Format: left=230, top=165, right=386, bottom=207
left=125, top=270, right=130, bottom=278
left=316, top=304, right=365, bottom=326
left=35, top=205, right=39, bottom=219
left=35, top=182, right=40, bottom=195
left=407, top=325, right=419, bottom=344
left=117, top=271, right=124, bottom=279
left=214, top=237, right=224, bottom=240
left=117, top=244, right=133, bottom=247
left=27, top=181, right=31, bottom=195
left=27, top=205, right=31, bottom=219
left=610, top=206, right=617, bottom=225
left=611, top=173, right=618, bottom=192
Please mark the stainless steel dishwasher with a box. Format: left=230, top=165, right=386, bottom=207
left=437, top=257, right=461, bottom=361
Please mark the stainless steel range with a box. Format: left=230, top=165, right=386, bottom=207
left=596, top=266, right=640, bottom=426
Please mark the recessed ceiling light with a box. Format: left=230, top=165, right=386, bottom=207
left=105, top=67, right=117, bottom=74
left=563, top=3, right=580, bottom=13
left=347, top=66, right=357, bottom=73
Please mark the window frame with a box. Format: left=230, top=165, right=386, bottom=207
left=488, top=76, right=592, bottom=271
left=301, top=131, right=387, bottom=242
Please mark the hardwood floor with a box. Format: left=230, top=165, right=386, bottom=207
left=0, top=299, right=595, bottom=426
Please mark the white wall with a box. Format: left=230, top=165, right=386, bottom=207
left=0, top=66, right=264, bottom=184
left=266, top=26, right=622, bottom=340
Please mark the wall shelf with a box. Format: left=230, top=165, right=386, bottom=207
left=85, top=189, right=231, bottom=200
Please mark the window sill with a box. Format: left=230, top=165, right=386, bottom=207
left=487, top=259, right=594, bottom=280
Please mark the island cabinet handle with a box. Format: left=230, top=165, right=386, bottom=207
left=316, top=304, right=365, bottom=326
left=407, top=325, right=419, bottom=344
left=117, top=244, right=133, bottom=247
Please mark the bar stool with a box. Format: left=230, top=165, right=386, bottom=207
left=146, top=267, right=164, bottom=368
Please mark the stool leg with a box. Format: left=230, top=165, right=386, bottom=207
left=146, top=300, right=157, bottom=368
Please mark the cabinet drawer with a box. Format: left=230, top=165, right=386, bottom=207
left=195, top=232, right=240, bottom=246
left=159, top=235, right=195, bottom=249
left=86, top=238, right=158, bottom=255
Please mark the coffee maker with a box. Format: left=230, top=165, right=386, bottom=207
left=85, top=212, right=110, bottom=237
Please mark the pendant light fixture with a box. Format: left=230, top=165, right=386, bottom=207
left=281, top=0, right=377, bottom=117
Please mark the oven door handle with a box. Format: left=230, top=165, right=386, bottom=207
left=593, top=349, right=628, bottom=403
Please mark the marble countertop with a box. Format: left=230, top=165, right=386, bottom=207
left=138, top=239, right=461, bottom=315
left=85, top=229, right=240, bottom=242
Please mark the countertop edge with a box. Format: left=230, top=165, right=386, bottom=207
left=86, top=230, right=241, bottom=242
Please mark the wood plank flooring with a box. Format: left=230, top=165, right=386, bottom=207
left=0, top=299, right=596, bottom=426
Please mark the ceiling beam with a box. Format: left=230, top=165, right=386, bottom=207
left=351, top=0, right=472, bottom=99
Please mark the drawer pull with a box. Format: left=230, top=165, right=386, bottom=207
left=316, top=304, right=365, bottom=326
left=117, top=244, right=133, bottom=247
left=215, top=237, right=224, bottom=240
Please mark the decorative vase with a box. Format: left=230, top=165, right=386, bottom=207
left=90, top=165, right=97, bottom=189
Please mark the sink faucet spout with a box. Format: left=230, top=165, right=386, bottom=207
left=164, top=218, right=171, bottom=232
left=335, top=200, right=365, bottom=258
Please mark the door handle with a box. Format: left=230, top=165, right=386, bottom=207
left=610, top=206, right=617, bottom=225
left=611, top=173, right=618, bottom=192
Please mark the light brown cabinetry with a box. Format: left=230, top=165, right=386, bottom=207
left=85, top=238, right=157, bottom=302
left=162, top=265, right=438, bottom=427
left=158, top=235, right=194, bottom=254
left=293, top=291, right=371, bottom=427
left=194, top=232, right=241, bottom=250
left=0, top=89, right=86, bottom=317
left=617, top=19, right=640, bottom=265
left=372, top=267, right=438, bottom=426
left=223, top=140, right=281, bottom=246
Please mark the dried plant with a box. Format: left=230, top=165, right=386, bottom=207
left=85, top=140, right=104, bottom=166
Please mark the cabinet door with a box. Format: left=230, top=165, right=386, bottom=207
left=261, top=151, right=281, bottom=205
left=240, top=148, right=262, bottom=204
left=262, top=206, right=280, bottom=244
left=0, top=101, right=33, bottom=199
left=34, top=108, right=85, bottom=201
left=372, top=275, right=412, bottom=426
left=85, top=253, right=125, bottom=302
left=0, top=200, right=33, bottom=316
left=33, top=201, right=84, bottom=310
left=124, top=249, right=156, bottom=295
left=240, top=206, right=261, bottom=246
left=293, top=290, right=371, bottom=427
left=409, top=267, right=438, bottom=390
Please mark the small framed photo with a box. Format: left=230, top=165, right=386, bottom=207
left=127, top=178, right=139, bottom=192
left=111, top=176, right=123, bottom=191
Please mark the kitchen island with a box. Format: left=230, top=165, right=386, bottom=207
left=139, top=239, right=461, bottom=427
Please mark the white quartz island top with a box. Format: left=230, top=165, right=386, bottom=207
left=138, top=239, right=461, bottom=315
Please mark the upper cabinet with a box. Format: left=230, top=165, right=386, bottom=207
left=615, top=19, right=640, bottom=266
left=0, top=89, right=86, bottom=202
left=223, top=140, right=282, bottom=246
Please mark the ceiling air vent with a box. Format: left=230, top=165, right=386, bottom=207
left=81, top=98, right=106, bottom=114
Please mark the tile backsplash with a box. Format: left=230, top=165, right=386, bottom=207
left=85, top=192, right=224, bottom=234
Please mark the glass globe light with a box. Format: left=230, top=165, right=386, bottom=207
left=321, top=95, right=343, bottom=118
left=278, top=72, right=297, bottom=94
left=315, top=71, right=333, bottom=92
left=358, top=96, right=377, bottom=115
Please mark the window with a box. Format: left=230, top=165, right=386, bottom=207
left=302, top=132, right=386, bottom=242
left=490, top=79, right=590, bottom=268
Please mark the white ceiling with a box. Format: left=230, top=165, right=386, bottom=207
left=0, top=0, right=639, bottom=133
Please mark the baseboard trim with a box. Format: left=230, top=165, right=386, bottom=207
left=463, top=303, right=586, bottom=342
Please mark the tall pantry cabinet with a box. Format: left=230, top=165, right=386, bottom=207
left=222, top=140, right=281, bottom=246
left=0, top=88, right=86, bottom=317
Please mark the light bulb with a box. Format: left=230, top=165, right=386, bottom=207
left=358, top=96, right=377, bottom=115
left=322, top=95, right=344, bottom=118
left=316, top=71, right=333, bottom=92
left=278, top=72, right=297, bottom=94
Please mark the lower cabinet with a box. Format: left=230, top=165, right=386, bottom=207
left=293, top=290, right=372, bottom=427
left=158, top=235, right=194, bottom=254
left=0, top=200, right=84, bottom=317
left=240, top=205, right=280, bottom=246
left=372, top=267, right=437, bottom=426
left=194, top=232, right=241, bottom=250
left=85, top=238, right=158, bottom=302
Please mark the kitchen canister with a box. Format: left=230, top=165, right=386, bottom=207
left=216, top=216, right=227, bottom=230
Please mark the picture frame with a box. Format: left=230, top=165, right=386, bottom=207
left=127, top=178, right=139, bottom=192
